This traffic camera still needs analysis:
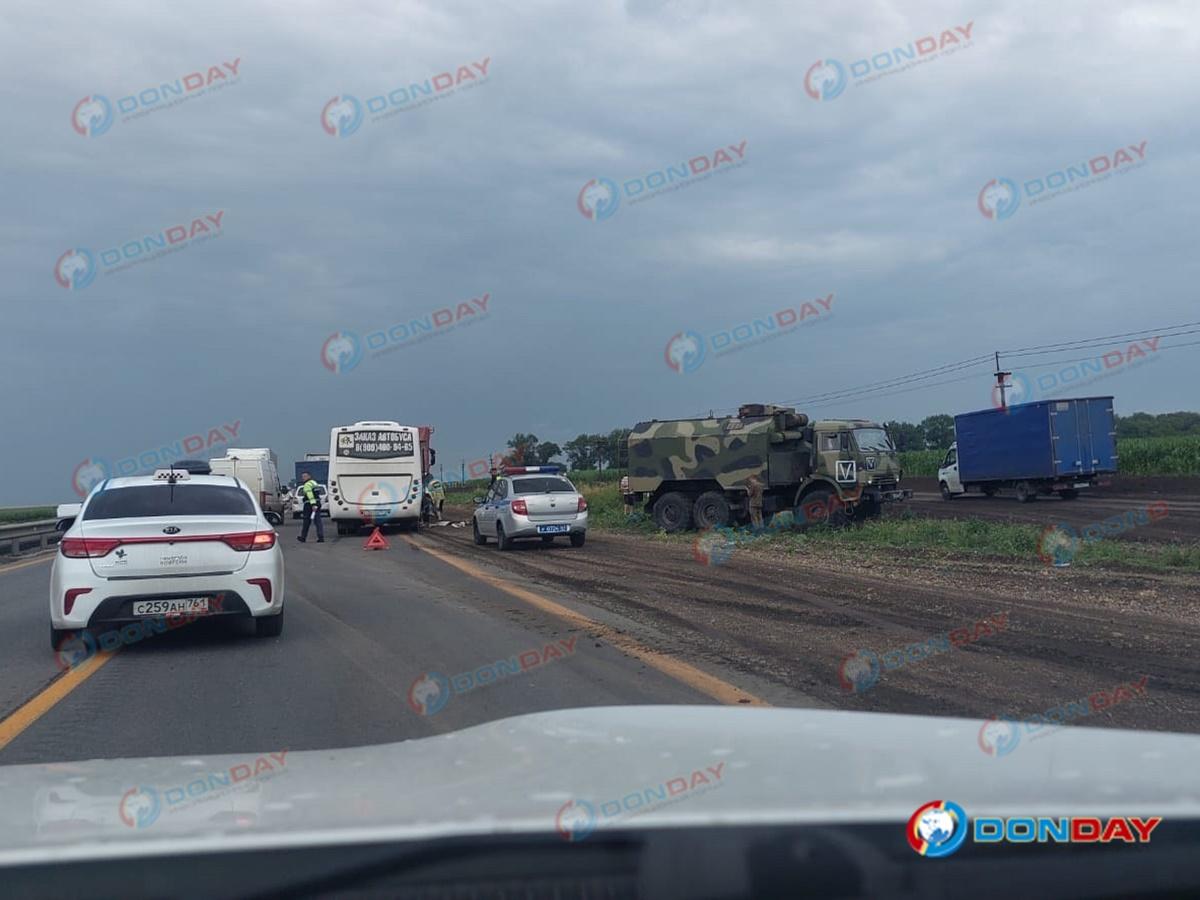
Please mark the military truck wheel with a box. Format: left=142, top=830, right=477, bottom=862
left=692, top=492, right=731, bottom=530
left=652, top=492, right=693, bottom=533
left=796, top=489, right=849, bottom=529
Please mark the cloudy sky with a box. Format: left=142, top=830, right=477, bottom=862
left=2, top=0, right=1197, bottom=504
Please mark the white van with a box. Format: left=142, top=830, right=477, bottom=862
left=209, top=448, right=286, bottom=525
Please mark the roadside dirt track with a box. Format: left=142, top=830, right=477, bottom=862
left=423, top=499, right=1200, bottom=742
left=900, top=476, right=1200, bottom=545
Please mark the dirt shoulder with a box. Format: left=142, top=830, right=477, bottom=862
left=426, top=504, right=1200, bottom=738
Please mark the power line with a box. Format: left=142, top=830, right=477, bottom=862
left=712, top=320, right=1200, bottom=415
left=1000, top=320, right=1200, bottom=356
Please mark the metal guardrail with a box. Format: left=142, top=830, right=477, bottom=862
left=0, top=519, right=61, bottom=558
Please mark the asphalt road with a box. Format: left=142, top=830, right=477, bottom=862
left=2, top=488, right=1197, bottom=768
left=0, top=520, right=769, bottom=766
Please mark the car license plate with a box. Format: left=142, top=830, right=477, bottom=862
left=132, top=598, right=210, bottom=617
left=537, top=524, right=571, bottom=534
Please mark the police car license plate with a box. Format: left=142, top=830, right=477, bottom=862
left=132, top=598, right=210, bottom=616
left=536, top=524, right=571, bottom=534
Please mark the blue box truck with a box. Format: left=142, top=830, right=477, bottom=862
left=937, top=397, right=1118, bottom=502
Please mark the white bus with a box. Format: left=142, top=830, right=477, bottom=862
left=327, top=421, right=423, bottom=535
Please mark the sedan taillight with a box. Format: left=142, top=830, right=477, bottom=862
left=511, top=499, right=528, bottom=515
left=222, top=531, right=277, bottom=552
left=577, top=497, right=588, bottom=512
left=60, top=537, right=121, bottom=558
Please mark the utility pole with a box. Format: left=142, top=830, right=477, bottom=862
left=993, top=351, right=1012, bottom=410
left=460, top=458, right=465, bottom=484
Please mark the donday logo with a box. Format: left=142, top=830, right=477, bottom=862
left=556, top=799, right=597, bottom=842
left=72, top=457, right=110, bottom=497
left=54, top=248, right=97, bottom=290
left=321, top=331, right=363, bottom=373
left=408, top=672, right=451, bottom=715
left=838, top=649, right=881, bottom=693
left=908, top=801, right=969, bottom=857
left=577, top=178, right=620, bottom=222
left=978, top=178, right=1021, bottom=221
left=664, top=330, right=706, bottom=374
left=321, top=95, right=364, bottom=137
left=71, top=95, right=114, bottom=137
left=978, top=717, right=1022, bottom=757
left=991, top=371, right=1033, bottom=409
left=119, top=786, right=162, bottom=829
left=804, top=59, right=847, bottom=101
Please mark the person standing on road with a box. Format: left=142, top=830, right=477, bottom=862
left=746, top=474, right=764, bottom=531
left=620, top=474, right=633, bottom=517
left=297, top=472, right=325, bottom=543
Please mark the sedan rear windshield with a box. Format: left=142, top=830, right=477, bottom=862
left=83, top=485, right=256, bottom=520
left=512, top=477, right=575, bottom=494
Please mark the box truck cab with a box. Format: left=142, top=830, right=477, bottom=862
left=938, top=397, right=1117, bottom=503
left=209, top=448, right=286, bottom=524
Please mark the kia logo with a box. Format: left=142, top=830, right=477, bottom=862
left=162, top=526, right=181, bottom=535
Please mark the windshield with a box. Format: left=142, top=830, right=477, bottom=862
left=853, top=428, right=894, bottom=452
left=83, top=485, right=256, bottom=519
left=4, top=1, right=1197, bottom=888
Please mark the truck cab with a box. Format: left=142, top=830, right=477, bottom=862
left=937, top=443, right=965, bottom=498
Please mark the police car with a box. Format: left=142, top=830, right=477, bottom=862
left=472, top=466, right=588, bottom=550
left=50, top=468, right=286, bottom=650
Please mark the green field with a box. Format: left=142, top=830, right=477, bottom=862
left=568, top=482, right=1198, bottom=572
left=902, top=435, right=1200, bottom=477
left=0, top=507, right=56, bottom=525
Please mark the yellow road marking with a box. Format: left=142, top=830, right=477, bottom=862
left=0, top=650, right=120, bottom=752
left=406, top=537, right=769, bottom=707
left=0, top=553, right=55, bottom=575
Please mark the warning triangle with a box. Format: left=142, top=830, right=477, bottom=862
left=363, top=527, right=389, bottom=550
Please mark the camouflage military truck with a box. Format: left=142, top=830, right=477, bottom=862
left=626, top=403, right=911, bottom=532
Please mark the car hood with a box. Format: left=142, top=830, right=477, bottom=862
left=1, top=705, right=1198, bottom=864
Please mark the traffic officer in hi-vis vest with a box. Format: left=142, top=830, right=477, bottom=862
left=297, top=472, right=325, bottom=543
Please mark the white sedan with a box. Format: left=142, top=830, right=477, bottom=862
left=472, top=466, right=588, bottom=549
left=50, top=469, right=285, bottom=650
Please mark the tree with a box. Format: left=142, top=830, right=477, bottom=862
left=563, top=434, right=596, bottom=470
left=534, top=441, right=562, bottom=465
left=884, top=420, right=925, bottom=452
left=506, top=433, right=539, bottom=466
left=919, top=415, right=955, bottom=450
